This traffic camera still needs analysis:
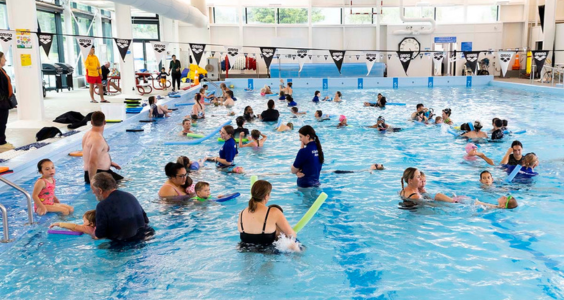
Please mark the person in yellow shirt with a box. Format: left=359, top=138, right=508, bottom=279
left=85, top=46, right=107, bottom=103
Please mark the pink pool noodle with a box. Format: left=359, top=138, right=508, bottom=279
left=48, top=229, right=83, bottom=236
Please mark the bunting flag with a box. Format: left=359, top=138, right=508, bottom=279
left=355, top=55, right=360, bottom=60
left=150, top=41, right=168, bottom=67
left=189, top=43, right=206, bottom=66
left=225, top=47, right=240, bottom=69
left=211, top=51, right=216, bottom=57
left=387, top=54, right=392, bottom=60
left=308, top=55, right=312, bottom=60
left=365, top=53, right=377, bottom=76
left=329, top=50, right=346, bottom=74
left=463, top=51, right=480, bottom=74
left=396, top=51, right=414, bottom=75
left=297, top=49, right=308, bottom=72
left=532, top=50, right=549, bottom=72
left=37, top=33, right=54, bottom=57
left=324, top=55, right=328, bottom=60
left=450, top=52, right=458, bottom=62
left=76, top=36, right=94, bottom=62
left=259, top=47, right=276, bottom=69
left=113, top=38, right=132, bottom=62
left=497, top=51, right=514, bottom=77
left=0, top=30, right=14, bottom=52
left=433, top=52, right=444, bottom=64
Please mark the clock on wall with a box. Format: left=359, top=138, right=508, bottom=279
left=398, top=37, right=421, bottom=59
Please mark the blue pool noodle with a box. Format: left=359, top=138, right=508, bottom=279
left=468, top=122, right=475, bottom=131
left=447, top=127, right=459, bottom=136
left=211, top=192, right=240, bottom=203
left=276, top=119, right=283, bottom=128
left=175, top=103, right=195, bottom=107
left=164, top=120, right=232, bottom=145
left=505, top=165, right=522, bottom=183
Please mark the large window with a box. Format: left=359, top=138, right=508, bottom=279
left=246, top=7, right=275, bottom=24
left=380, top=7, right=402, bottom=24
left=345, top=8, right=373, bottom=24
left=312, top=8, right=341, bottom=25
left=133, top=23, right=159, bottom=40
left=214, top=7, right=239, bottom=24
left=467, top=5, right=498, bottom=23
left=436, top=6, right=465, bottom=23
left=37, top=11, right=60, bottom=63
left=278, top=8, right=308, bottom=24
left=102, top=21, right=114, bottom=64
left=404, top=7, right=434, bottom=19
left=0, top=3, right=7, bottom=29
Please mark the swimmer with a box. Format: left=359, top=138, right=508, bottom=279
left=202, top=84, right=216, bottom=101
left=331, top=163, right=384, bottom=174
left=501, top=119, right=508, bottom=132
left=192, top=182, right=224, bottom=202
left=198, top=88, right=213, bottom=106
left=290, top=107, right=306, bottom=116
left=314, top=110, right=330, bottom=122
left=370, top=163, right=385, bottom=170
left=337, top=115, right=348, bottom=128
left=441, top=108, right=452, bottom=125
left=209, top=125, right=244, bottom=173
left=479, top=170, right=494, bottom=186
left=369, top=116, right=399, bottom=132
left=179, top=119, right=194, bottom=136
left=464, top=143, right=495, bottom=165
left=279, top=79, right=293, bottom=96
left=239, top=130, right=267, bottom=148
left=521, top=152, right=539, bottom=171
left=312, top=90, right=329, bottom=103
left=491, top=119, right=504, bottom=140
left=279, top=91, right=286, bottom=101
left=49, top=210, right=96, bottom=237
left=243, top=106, right=256, bottom=121
left=475, top=195, right=518, bottom=209
left=32, top=159, right=74, bottom=216
left=148, top=96, right=171, bottom=118
left=364, top=93, right=386, bottom=107
left=276, top=122, right=294, bottom=132
left=287, top=95, right=297, bottom=107
left=190, top=94, right=205, bottom=119
left=177, top=155, right=206, bottom=173
left=491, top=117, right=500, bottom=132
left=222, top=90, right=235, bottom=108
left=411, top=104, right=428, bottom=122
left=500, top=140, right=523, bottom=166
left=334, top=91, right=342, bottom=102
left=462, top=121, right=488, bottom=139
left=435, top=116, right=443, bottom=124
left=260, top=85, right=272, bottom=96
left=158, top=162, right=189, bottom=198
left=259, top=100, right=280, bottom=122
left=399, top=168, right=457, bottom=204
left=234, top=116, right=250, bottom=138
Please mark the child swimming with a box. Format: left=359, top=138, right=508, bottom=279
left=464, top=143, right=495, bottom=165
left=434, top=116, right=443, bottom=124
left=479, top=170, right=494, bottom=186
left=314, top=110, right=330, bottom=122
left=312, top=90, right=329, bottom=103
left=290, top=107, right=306, bottom=116
left=337, top=115, right=348, bottom=128
left=192, top=181, right=224, bottom=202
left=234, top=116, right=250, bottom=138
left=49, top=210, right=96, bottom=237
left=32, top=159, right=74, bottom=216
left=286, top=95, right=297, bottom=107
left=239, top=130, right=267, bottom=148
left=475, top=195, right=518, bottom=209
left=277, top=122, right=294, bottom=132
left=334, top=91, right=342, bottom=102
left=179, top=119, right=194, bottom=136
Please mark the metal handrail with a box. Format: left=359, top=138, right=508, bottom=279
left=0, top=177, right=34, bottom=225
left=0, top=204, right=11, bottom=243
left=202, top=77, right=220, bottom=89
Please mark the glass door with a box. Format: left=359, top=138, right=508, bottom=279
left=133, top=42, right=145, bottom=71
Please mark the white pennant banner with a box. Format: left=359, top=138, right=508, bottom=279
left=225, top=47, right=240, bottom=69
left=498, top=51, right=514, bottom=77
left=296, top=49, right=309, bottom=72
left=0, top=30, right=14, bottom=53
left=76, top=36, right=95, bottom=64
left=365, top=52, right=377, bottom=76
left=150, top=41, right=168, bottom=68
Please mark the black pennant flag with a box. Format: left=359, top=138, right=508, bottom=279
left=259, top=47, right=276, bottom=69
left=463, top=51, right=480, bottom=74
left=114, top=38, right=132, bottom=62
left=532, top=50, right=549, bottom=72
left=37, top=33, right=54, bottom=57
left=189, top=43, right=206, bottom=66
left=396, top=51, right=414, bottom=75
left=329, top=50, right=346, bottom=74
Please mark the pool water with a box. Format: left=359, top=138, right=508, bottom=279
left=1, top=85, right=564, bottom=299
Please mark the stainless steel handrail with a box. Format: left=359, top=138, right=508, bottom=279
left=0, top=204, right=11, bottom=243
left=0, top=177, right=34, bottom=225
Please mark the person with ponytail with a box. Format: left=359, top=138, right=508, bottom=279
left=238, top=180, right=297, bottom=246
left=291, top=125, right=324, bottom=188
left=190, top=93, right=205, bottom=119
left=400, top=167, right=457, bottom=204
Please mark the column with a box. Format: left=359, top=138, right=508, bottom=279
left=542, top=0, right=556, bottom=61
left=112, top=4, right=136, bottom=94
left=63, top=2, right=76, bottom=74
left=94, top=8, right=105, bottom=62
left=6, top=0, right=44, bottom=121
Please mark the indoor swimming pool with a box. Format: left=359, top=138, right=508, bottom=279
left=0, top=81, right=563, bottom=299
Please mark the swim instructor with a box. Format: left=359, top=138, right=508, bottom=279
left=291, top=125, right=324, bottom=188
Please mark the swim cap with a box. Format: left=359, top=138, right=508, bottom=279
left=377, top=116, right=385, bottom=122
left=465, top=143, right=478, bottom=154
left=339, top=115, right=346, bottom=122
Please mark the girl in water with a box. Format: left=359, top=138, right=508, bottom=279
left=239, top=130, right=267, bottom=148
left=337, top=115, right=348, bottom=128
left=475, top=195, right=518, bottom=209
left=49, top=210, right=96, bottom=237
left=191, top=94, right=205, bottom=120
left=334, top=91, right=342, bottom=102
left=277, top=122, right=294, bottom=132
left=464, top=143, right=495, bottom=165
left=32, top=159, right=74, bottom=215
left=314, top=110, right=330, bottom=122
left=243, top=106, right=256, bottom=121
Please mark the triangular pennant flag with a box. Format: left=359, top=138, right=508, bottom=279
left=365, top=53, right=377, bottom=76
left=0, top=30, right=14, bottom=53
left=113, top=38, right=132, bottom=63
left=387, top=54, right=392, bottom=60
left=356, top=55, right=360, bottom=60
left=292, top=55, right=296, bottom=60
left=433, top=52, right=444, bottom=64
left=150, top=41, right=168, bottom=68
left=329, top=50, right=346, bottom=74
left=37, top=33, right=54, bottom=57
left=189, top=43, right=206, bottom=66
left=396, top=51, right=414, bottom=76
left=308, top=55, right=312, bottom=60
left=225, top=47, right=240, bottom=69
left=76, top=36, right=94, bottom=62
left=497, top=51, right=514, bottom=77
left=297, top=49, right=308, bottom=72
left=532, top=50, right=549, bottom=73
left=324, top=55, right=328, bottom=60
left=260, top=47, right=276, bottom=69
left=211, top=51, right=216, bottom=57
left=463, top=51, right=480, bottom=74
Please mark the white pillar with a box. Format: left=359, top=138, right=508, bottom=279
left=542, top=0, right=556, bottom=63
left=63, top=1, right=76, bottom=72
left=94, top=8, right=105, bottom=62
left=6, top=0, right=44, bottom=121
left=376, top=1, right=381, bottom=61
left=112, top=4, right=136, bottom=94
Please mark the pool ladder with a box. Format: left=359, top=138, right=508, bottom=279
left=0, top=177, right=35, bottom=243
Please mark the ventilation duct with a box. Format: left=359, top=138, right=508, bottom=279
left=109, top=0, right=208, bottom=28
left=393, top=0, right=435, bottom=35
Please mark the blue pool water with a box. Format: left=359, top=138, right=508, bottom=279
left=1, top=84, right=564, bottom=299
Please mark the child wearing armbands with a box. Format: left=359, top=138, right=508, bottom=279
left=32, top=159, right=74, bottom=216
left=49, top=210, right=96, bottom=237
left=192, top=182, right=223, bottom=202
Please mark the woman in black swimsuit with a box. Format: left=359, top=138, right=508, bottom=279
left=399, top=167, right=456, bottom=206
left=238, top=180, right=296, bottom=246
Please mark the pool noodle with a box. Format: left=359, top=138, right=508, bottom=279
left=276, top=119, right=283, bottom=128
left=446, top=127, right=459, bottom=136
left=505, top=165, right=522, bottom=183
left=169, top=94, right=181, bottom=98
left=211, top=192, right=240, bottom=203
left=293, top=192, right=328, bottom=233
left=468, top=122, right=475, bottom=131
left=186, top=133, right=205, bottom=138
left=250, top=175, right=258, bottom=192
left=164, top=120, right=232, bottom=145
left=505, top=129, right=526, bottom=135
left=266, top=93, right=278, bottom=96
left=48, top=229, right=83, bottom=236
left=175, top=103, right=195, bottom=107
left=218, top=137, right=248, bottom=142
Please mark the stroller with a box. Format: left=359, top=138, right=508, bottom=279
left=477, top=58, right=490, bottom=75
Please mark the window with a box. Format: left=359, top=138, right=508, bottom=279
left=102, top=21, right=114, bottom=64
left=380, top=7, right=402, bottom=24
left=311, top=8, right=341, bottom=25
left=37, top=11, right=60, bottom=62
left=436, top=6, right=464, bottom=23
left=345, top=8, right=373, bottom=25
left=246, top=7, right=276, bottom=24
left=132, top=23, right=159, bottom=40
left=278, top=8, right=308, bottom=24
left=404, top=7, right=434, bottom=19
left=214, top=7, right=238, bottom=24
left=467, top=5, right=498, bottom=23
left=0, top=3, right=7, bottom=29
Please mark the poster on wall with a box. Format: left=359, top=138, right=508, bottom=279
left=365, top=53, right=377, bottom=76
left=114, top=38, right=132, bottom=62
left=259, top=47, right=276, bottom=70
left=463, top=51, right=480, bottom=74
left=296, top=49, right=309, bottom=72
left=38, top=33, right=54, bottom=57
left=329, top=50, right=346, bottom=74
left=396, top=51, right=414, bottom=75
left=189, top=43, right=206, bottom=66
left=532, top=50, right=549, bottom=72
left=76, top=37, right=94, bottom=62
left=150, top=41, right=168, bottom=67
left=20, top=54, right=32, bottom=67
left=16, top=29, right=32, bottom=49
left=497, top=51, right=514, bottom=77
left=225, top=47, right=240, bottom=69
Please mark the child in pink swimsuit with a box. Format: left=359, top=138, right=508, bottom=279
left=32, top=159, right=74, bottom=216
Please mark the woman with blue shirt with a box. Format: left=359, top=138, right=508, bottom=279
left=212, top=125, right=244, bottom=173
left=291, top=125, right=324, bottom=188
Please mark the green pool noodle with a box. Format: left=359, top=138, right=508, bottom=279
left=250, top=175, right=258, bottom=192
left=186, top=133, right=205, bottom=138
left=218, top=137, right=248, bottom=142
left=293, top=192, right=328, bottom=233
